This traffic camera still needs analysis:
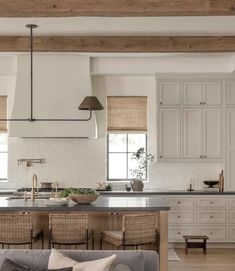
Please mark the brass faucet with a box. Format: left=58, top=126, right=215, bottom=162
left=31, top=174, right=38, bottom=200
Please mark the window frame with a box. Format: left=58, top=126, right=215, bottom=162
left=0, top=132, right=8, bottom=182
left=107, top=133, right=148, bottom=182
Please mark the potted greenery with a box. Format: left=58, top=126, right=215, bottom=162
left=130, top=148, right=154, bottom=191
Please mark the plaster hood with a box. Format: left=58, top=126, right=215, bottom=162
left=9, top=55, right=97, bottom=138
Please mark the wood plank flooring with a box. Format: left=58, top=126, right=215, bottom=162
left=169, top=249, right=235, bottom=271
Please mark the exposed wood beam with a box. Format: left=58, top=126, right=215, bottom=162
left=1, top=0, right=235, bottom=17
left=1, top=36, right=235, bottom=53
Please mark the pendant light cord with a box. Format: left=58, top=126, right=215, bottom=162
left=29, top=25, right=35, bottom=122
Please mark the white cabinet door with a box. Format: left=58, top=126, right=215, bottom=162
left=203, top=108, right=222, bottom=159
left=158, top=81, right=181, bottom=105
left=227, top=81, right=235, bottom=105
left=227, top=109, right=235, bottom=190
left=183, top=81, right=203, bottom=105
left=204, top=81, right=222, bottom=106
left=183, top=108, right=203, bottom=158
left=158, top=108, right=181, bottom=159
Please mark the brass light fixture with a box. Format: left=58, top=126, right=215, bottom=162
left=0, top=24, right=103, bottom=123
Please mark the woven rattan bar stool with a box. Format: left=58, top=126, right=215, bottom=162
left=49, top=214, right=94, bottom=250
left=100, top=213, right=159, bottom=250
left=0, top=213, right=44, bottom=249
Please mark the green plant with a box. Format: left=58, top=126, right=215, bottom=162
left=131, top=147, right=154, bottom=179
left=59, top=188, right=97, bottom=198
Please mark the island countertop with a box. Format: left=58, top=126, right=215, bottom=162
left=0, top=195, right=170, bottom=212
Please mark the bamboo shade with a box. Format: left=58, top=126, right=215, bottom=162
left=107, top=96, right=147, bottom=132
left=0, top=96, right=7, bottom=132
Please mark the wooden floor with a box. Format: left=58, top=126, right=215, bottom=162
left=169, top=248, right=235, bottom=271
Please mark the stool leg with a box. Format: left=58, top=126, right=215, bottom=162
left=203, top=240, right=207, bottom=255
left=185, top=240, right=188, bottom=255
left=100, top=234, right=103, bottom=250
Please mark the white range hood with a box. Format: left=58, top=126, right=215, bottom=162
left=9, top=55, right=97, bottom=138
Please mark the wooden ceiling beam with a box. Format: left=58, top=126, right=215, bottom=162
left=0, top=36, right=235, bottom=52
left=1, top=0, right=235, bottom=17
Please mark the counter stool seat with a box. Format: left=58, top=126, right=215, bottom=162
left=0, top=214, right=44, bottom=249
left=49, top=214, right=94, bottom=250
left=100, top=214, right=158, bottom=250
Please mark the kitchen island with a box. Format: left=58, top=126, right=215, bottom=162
left=0, top=195, right=170, bottom=271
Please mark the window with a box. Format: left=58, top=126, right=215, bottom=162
left=0, top=96, right=8, bottom=182
left=107, top=133, right=147, bottom=181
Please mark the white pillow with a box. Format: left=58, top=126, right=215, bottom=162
left=48, top=249, right=117, bottom=271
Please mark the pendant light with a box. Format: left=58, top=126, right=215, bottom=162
left=0, top=24, right=103, bottom=123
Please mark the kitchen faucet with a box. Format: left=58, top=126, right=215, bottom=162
left=31, top=174, right=38, bottom=200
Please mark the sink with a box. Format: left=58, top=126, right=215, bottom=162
left=7, top=196, right=50, bottom=200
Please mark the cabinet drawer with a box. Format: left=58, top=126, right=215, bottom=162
left=196, top=225, right=226, bottom=240
left=228, top=198, right=235, bottom=208
left=196, top=210, right=226, bottom=224
left=228, top=210, right=235, bottom=224
left=169, top=225, right=194, bottom=241
left=196, top=197, right=226, bottom=209
left=165, top=197, right=194, bottom=209
left=169, top=210, right=194, bottom=224
left=229, top=226, right=235, bottom=240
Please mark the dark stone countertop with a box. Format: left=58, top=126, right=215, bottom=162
left=0, top=195, right=170, bottom=212
left=99, top=190, right=235, bottom=195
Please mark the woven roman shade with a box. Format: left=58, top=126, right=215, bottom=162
left=107, top=96, right=147, bottom=132
left=0, top=96, right=7, bottom=132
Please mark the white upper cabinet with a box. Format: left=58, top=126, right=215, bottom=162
left=204, top=81, right=222, bottom=106
left=183, top=80, right=222, bottom=106
left=227, top=109, right=235, bottom=190
left=183, top=81, right=203, bottom=106
left=183, top=108, right=203, bottom=159
left=158, top=81, right=181, bottom=106
left=227, top=81, right=235, bottom=105
left=203, top=108, right=222, bottom=159
left=158, top=108, right=181, bottom=159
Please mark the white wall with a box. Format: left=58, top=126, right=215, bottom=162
left=0, top=56, right=223, bottom=190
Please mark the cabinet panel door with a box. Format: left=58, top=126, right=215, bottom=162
left=158, top=108, right=181, bottom=159
left=158, top=81, right=181, bottom=105
left=227, top=109, right=235, bottom=190
left=196, top=225, right=226, bottom=241
left=203, top=108, right=222, bottom=159
left=229, top=226, right=235, bottom=240
left=164, top=197, right=194, bottom=209
left=227, top=81, right=235, bottom=105
left=169, top=210, right=194, bottom=224
left=183, top=108, right=203, bottom=158
left=183, top=81, right=203, bottom=105
left=169, top=225, right=194, bottom=242
left=196, top=197, right=226, bottom=209
left=204, top=81, right=222, bottom=105
left=196, top=210, right=226, bottom=224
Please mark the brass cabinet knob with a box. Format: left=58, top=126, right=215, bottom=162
left=210, top=215, right=214, bottom=219
left=177, top=215, right=181, bottom=218
left=177, top=232, right=181, bottom=235
left=177, top=201, right=181, bottom=204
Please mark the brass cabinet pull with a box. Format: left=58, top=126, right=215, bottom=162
left=177, top=201, right=181, bottom=204
left=177, top=215, right=181, bottom=218
left=210, top=201, right=214, bottom=204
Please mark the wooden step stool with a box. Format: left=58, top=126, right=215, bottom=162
left=183, top=235, right=209, bottom=255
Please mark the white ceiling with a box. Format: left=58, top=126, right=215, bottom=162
left=0, top=16, right=235, bottom=36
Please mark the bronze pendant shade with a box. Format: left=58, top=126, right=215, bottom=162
left=79, top=96, right=104, bottom=111
left=0, top=25, right=103, bottom=123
